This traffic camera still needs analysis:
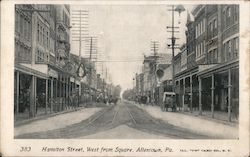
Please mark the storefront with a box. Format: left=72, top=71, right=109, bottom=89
left=197, top=60, right=239, bottom=121
left=175, top=67, right=199, bottom=112
left=14, top=63, right=48, bottom=121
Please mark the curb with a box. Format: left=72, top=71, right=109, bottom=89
left=133, top=103, right=238, bottom=127
left=14, top=106, right=85, bottom=127
left=178, top=111, right=239, bottom=127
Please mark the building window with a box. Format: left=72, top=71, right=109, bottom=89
left=214, top=48, right=218, bottom=63
left=15, top=12, right=18, bottom=32
left=234, top=37, right=239, bottom=58
left=197, top=23, right=200, bottom=36
left=203, top=40, right=206, bottom=54
left=199, top=22, right=202, bottom=35
left=43, top=28, right=45, bottom=46
left=227, top=7, right=231, bottom=17
left=228, top=40, right=232, bottom=60
left=208, top=51, right=212, bottom=64
left=227, top=7, right=231, bottom=26
left=24, top=19, right=27, bottom=39
left=196, top=45, right=198, bottom=57
left=203, top=19, right=205, bottom=33
left=198, top=44, right=200, bottom=56
left=209, top=22, right=212, bottom=32
left=200, top=22, right=202, bottom=35
left=223, top=43, right=227, bottom=62
left=47, top=31, right=49, bottom=48
left=20, top=16, right=23, bottom=36
left=201, top=42, right=203, bottom=55
left=17, top=14, right=21, bottom=33
left=235, top=5, right=239, bottom=22
left=200, top=43, right=202, bottom=56
left=223, top=10, right=226, bottom=29
left=28, top=21, right=31, bottom=41
left=40, top=25, right=42, bottom=43
left=37, top=24, right=39, bottom=42
left=214, top=19, right=217, bottom=29
left=195, top=25, right=197, bottom=37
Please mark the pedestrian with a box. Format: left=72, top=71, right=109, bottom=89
left=225, top=96, right=229, bottom=112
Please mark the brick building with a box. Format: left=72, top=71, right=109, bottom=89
left=174, top=4, right=239, bottom=121
left=14, top=5, right=80, bottom=121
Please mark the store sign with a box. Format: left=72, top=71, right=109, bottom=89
left=75, top=80, right=80, bottom=85
left=70, top=77, right=75, bottom=82
left=48, top=68, right=58, bottom=79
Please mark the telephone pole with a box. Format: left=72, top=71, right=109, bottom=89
left=71, top=9, right=89, bottom=103
left=84, top=36, right=98, bottom=88
left=166, top=5, right=185, bottom=94
left=150, top=41, right=159, bottom=104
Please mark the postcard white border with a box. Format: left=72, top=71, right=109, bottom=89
left=1, top=0, right=249, bottom=157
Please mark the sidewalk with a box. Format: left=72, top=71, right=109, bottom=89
left=135, top=103, right=238, bottom=139
left=15, top=107, right=102, bottom=136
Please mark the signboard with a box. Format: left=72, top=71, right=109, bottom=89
left=48, top=68, right=58, bottom=79
left=70, top=77, right=75, bottom=83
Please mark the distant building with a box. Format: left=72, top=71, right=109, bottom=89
left=142, top=53, right=172, bottom=104
left=135, top=73, right=144, bottom=97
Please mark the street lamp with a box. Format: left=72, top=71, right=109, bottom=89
left=167, top=5, right=185, bottom=103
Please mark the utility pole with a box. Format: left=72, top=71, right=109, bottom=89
left=71, top=9, right=89, bottom=104
left=89, top=37, right=93, bottom=87
left=84, top=36, right=98, bottom=88
left=167, top=5, right=185, bottom=93
left=150, top=41, right=159, bottom=104
left=102, top=63, right=104, bottom=94
left=167, top=5, right=185, bottom=110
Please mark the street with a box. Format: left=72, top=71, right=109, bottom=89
left=15, top=100, right=212, bottom=139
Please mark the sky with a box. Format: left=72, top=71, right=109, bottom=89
left=70, top=5, right=195, bottom=91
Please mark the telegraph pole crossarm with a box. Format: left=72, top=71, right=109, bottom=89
left=166, top=5, right=185, bottom=111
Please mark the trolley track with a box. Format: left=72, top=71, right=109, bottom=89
left=16, top=101, right=212, bottom=139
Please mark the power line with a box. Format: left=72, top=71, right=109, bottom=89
left=91, top=60, right=145, bottom=62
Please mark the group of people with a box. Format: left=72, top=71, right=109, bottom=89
left=96, top=94, right=119, bottom=105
